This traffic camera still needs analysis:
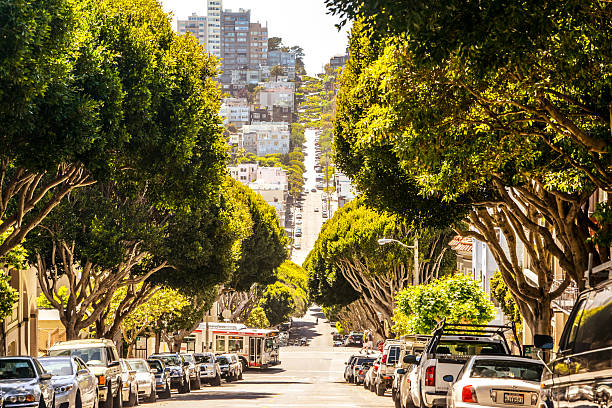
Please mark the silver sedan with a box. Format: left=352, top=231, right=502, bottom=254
left=126, top=359, right=156, bottom=403
left=0, top=356, right=55, bottom=408
left=38, top=356, right=98, bottom=408
left=444, top=355, right=544, bottom=408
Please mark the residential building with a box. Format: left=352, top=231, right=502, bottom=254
left=250, top=108, right=271, bottom=123
left=220, top=9, right=251, bottom=83
left=249, top=22, right=268, bottom=69
left=262, top=80, right=296, bottom=91
left=249, top=181, right=287, bottom=227
left=241, top=122, right=290, bottom=156
left=268, top=50, right=296, bottom=68
left=228, top=163, right=258, bottom=183
left=206, top=0, right=222, bottom=58
left=259, top=87, right=295, bottom=110
left=177, top=13, right=207, bottom=46
left=272, top=105, right=293, bottom=123
left=220, top=98, right=250, bottom=127
left=335, top=172, right=357, bottom=208
left=329, top=53, right=349, bottom=71
left=2, top=268, right=38, bottom=356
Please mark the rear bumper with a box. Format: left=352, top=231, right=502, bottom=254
left=424, top=390, right=447, bottom=407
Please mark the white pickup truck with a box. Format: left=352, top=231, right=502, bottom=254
left=406, top=321, right=520, bottom=408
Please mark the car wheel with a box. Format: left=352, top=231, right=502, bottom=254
left=160, top=380, right=171, bottom=399
left=75, top=391, right=83, bottom=408
left=395, top=393, right=402, bottom=408
left=113, top=384, right=123, bottom=408
left=376, top=381, right=386, bottom=396
left=145, top=386, right=156, bottom=403
left=363, top=380, right=368, bottom=389
left=102, top=385, right=114, bottom=408
left=192, top=374, right=201, bottom=390
left=238, top=370, right=243, bottom=380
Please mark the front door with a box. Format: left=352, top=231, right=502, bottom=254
left=249, top=338, right=256, bottom=367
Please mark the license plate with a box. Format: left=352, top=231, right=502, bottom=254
left=503, top=393, right=524, bottom=404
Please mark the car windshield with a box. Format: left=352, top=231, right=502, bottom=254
left=39, top=358, right=73, bottom=376
left=49, top=348, right=107, bottom=366
left=434, top=341, right=506, bottom=356
left=151, top=355, right=181, bottom=366
left=128, top=361, right=149, bottom=372
left=216, top=357, right=229, bottom=365
left=182, top=355, right=194, bottom=363
left=195, top=354, right=213, bottom=364
left=0, top=359, right=36, bottom=379
left=471, top=360, right=543, bottom=381
left=147, top=360, right=162, bottom=372
left=356, top=358, right=376, bottom=365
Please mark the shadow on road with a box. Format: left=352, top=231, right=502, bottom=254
left=244, top=367, right=286, bottom=375
left=242, top=381, right=312, bottom=385
left=291, top=320, right=321, bottom=341
left=168, top=391, right=278, bottom=401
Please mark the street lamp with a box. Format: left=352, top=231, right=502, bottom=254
left=377, top=237, right=420, bottom=286
left=377, top=238, right=414, bottom=249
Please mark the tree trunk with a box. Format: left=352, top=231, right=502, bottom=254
left=0, top=321, right=6, bottom=356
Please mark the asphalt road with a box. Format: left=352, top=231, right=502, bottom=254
left=146, top=306, right=393, bottom=408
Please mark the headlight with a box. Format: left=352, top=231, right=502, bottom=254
left=531, top=393, right=538, bottom=405
left=55, top=384, right=74, bottom=393
left=7, top=394, right=35, bottom=403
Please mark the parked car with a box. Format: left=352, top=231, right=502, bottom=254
left=407, top=322, right=517, bottom=408
left=180, top=353, right=202, bottom=390
left=374, top=340, right=401, bottom=396
left=344, top=332, right=364, bottom=347
left=314, top=207, right=319, bottom=212
left=148, top=353, right=190, bottom=393
left=333, top=340, right=344, bottom=347
left=119, top=359, right=139, bottom=406
left=126, top=359, right=156, bottom=403
left=193, top=353, right=222, bottom=386
left=535, top=275, right=612, bottom=408
left=146, top=359, right=171, bottom=399
left=344, top=355, right=361, bottom=383
left=216, top=354, right=241, bottom=382
left=293, top=242, right=301, bottom=249
left=39, top=356, right=98, bottom=408
left=364, top=357, right=381, bottom=391
left=444, top=356, right=544, bottom=408
left=296, top=214, right=302, bottom=219
left=0, top=357, right=55, bottom=408
left=352, top=357, right=377, bottom=385
left=48, top=338, right=122, bottom=408
left=355, top=362, right=373, bottom=385
left=311, top=188, right=317, bottom=192
left=393, top=335, right=430, bottom=408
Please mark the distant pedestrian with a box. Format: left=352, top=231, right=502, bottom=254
left=360, top=330, right=368, bottom=354
left=367, top=331, right=374, bottom=354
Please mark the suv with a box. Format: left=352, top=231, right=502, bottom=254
left=149, top=353, right=191, bottom=394
left=193, top=352, right=221, bottom=386
left=181, top=353, right=202, bottom=389
left=216, top=354, right=242, bottom=382
left=48, top=339, right=122, bottom=408
left=408, top=321, right=517, bottom=408
left=374, top=340, right=401, bottom=396
left=535, top=276, right=612, bottom=408
left=393, top=335, right=430, bottom=407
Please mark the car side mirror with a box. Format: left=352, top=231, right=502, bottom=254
left=442, top=375, right=454, bottom=383
left=151, top=368, right=158, bottom=373
left=40, top=373, right=52, bottom=381
left=396, top=368, right=406, bottom=375
left=403, top=355, right=418, bottom=364
left=77, top=369, right=89, bottom=376
left=534, top=334, right=554, bottom=350
left=109, top=361, right=120, bottom=367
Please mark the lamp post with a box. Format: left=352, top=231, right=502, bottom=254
left=377, top=237, right=420, bottom=286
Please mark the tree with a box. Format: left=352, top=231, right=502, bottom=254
left=332, top=20, right=609, bottom=336
left=0, top=270, right=19, bottom=355
left=393, top=274, right=496, bottom=335
left=270, top=65, right=285, bottom=80
left=268, top=37, right=282, bottom=51
left=305, top=199, right=455, bottom=332
left=245, top=307, right=270, bottom=329
left=259, top=282, right=295, bottom=327
left=0, top=0, right=226, bottom=259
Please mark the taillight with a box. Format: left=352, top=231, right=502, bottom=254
left=382, top=354, right=387, bottom=364
left=359, top=370, right=364, bottom=375
left=98, top=376, right=105, bottom=386
left=462, top=385, right=478, bottom=403
left=425, top=366, right=435, bottom=386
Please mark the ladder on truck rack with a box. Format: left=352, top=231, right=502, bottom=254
left=429, top=319, right=522, bottom=357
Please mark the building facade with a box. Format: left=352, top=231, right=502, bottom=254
left=258, top=87, right=295, bottom=110
left=220, top=98, right=250, bottom=127
left=241, top=122, right=290, bottom=156
left=249, top=22, right=268, bottom=69
left=220, top=9, right=251, bottom=83
left=177, top=13, right=207, bottom=46
left=206, top=0, right=222, bottom=58
left=272, top=105, right=293, bottom=123
left=250, top=108, right=271, bottom=123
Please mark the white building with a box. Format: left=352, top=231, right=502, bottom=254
left=335, top=172, right=357, bottom=208
left=241, top=122, right=290, bottom=156
left=228, top=163, right=258, bottom=183
left=249, top=181, right=286, bottom=227
left=220, top=98, right=250, bottom=127
left=258, top=87, right=295, bottom=110
left=206, top=0, right=222, bottom=59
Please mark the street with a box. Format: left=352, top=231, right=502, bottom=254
left=146, top=306, right=393, bottom=408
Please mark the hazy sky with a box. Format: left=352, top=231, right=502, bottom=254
left=159, top=0, right=350, bottom=75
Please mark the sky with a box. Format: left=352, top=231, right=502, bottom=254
left=159, top=0, right=350, bottom=75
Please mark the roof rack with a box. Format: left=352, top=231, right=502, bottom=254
left=430, top=319, right=522, bottom=357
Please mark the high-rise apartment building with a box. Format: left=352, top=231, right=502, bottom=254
left=249, top=22, right=268, bottom=69
left=177, top=13, right=207, bottom=46
left=220, top=8, right=251, bottom=83
left=207, top=0, right=222, bottom=59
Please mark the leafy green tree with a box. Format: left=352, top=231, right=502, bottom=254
left=0, top=0, right=226, bottom=259
left=306, top=199, right=455, bottom=332
left=268, top=37, right=282, bottom=51
left=245, top=306, right=270, bottom=329
left=259, top=282, right=295, bottom=327
left=491, top=271, right=521, bottom=325
left=0, top=270, right=18, bottom=355
left=270, top=65, right=285, bottom=80
left=393, top=274, right=495, bottom=335
left=276, top=261, right=309, bottom=317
